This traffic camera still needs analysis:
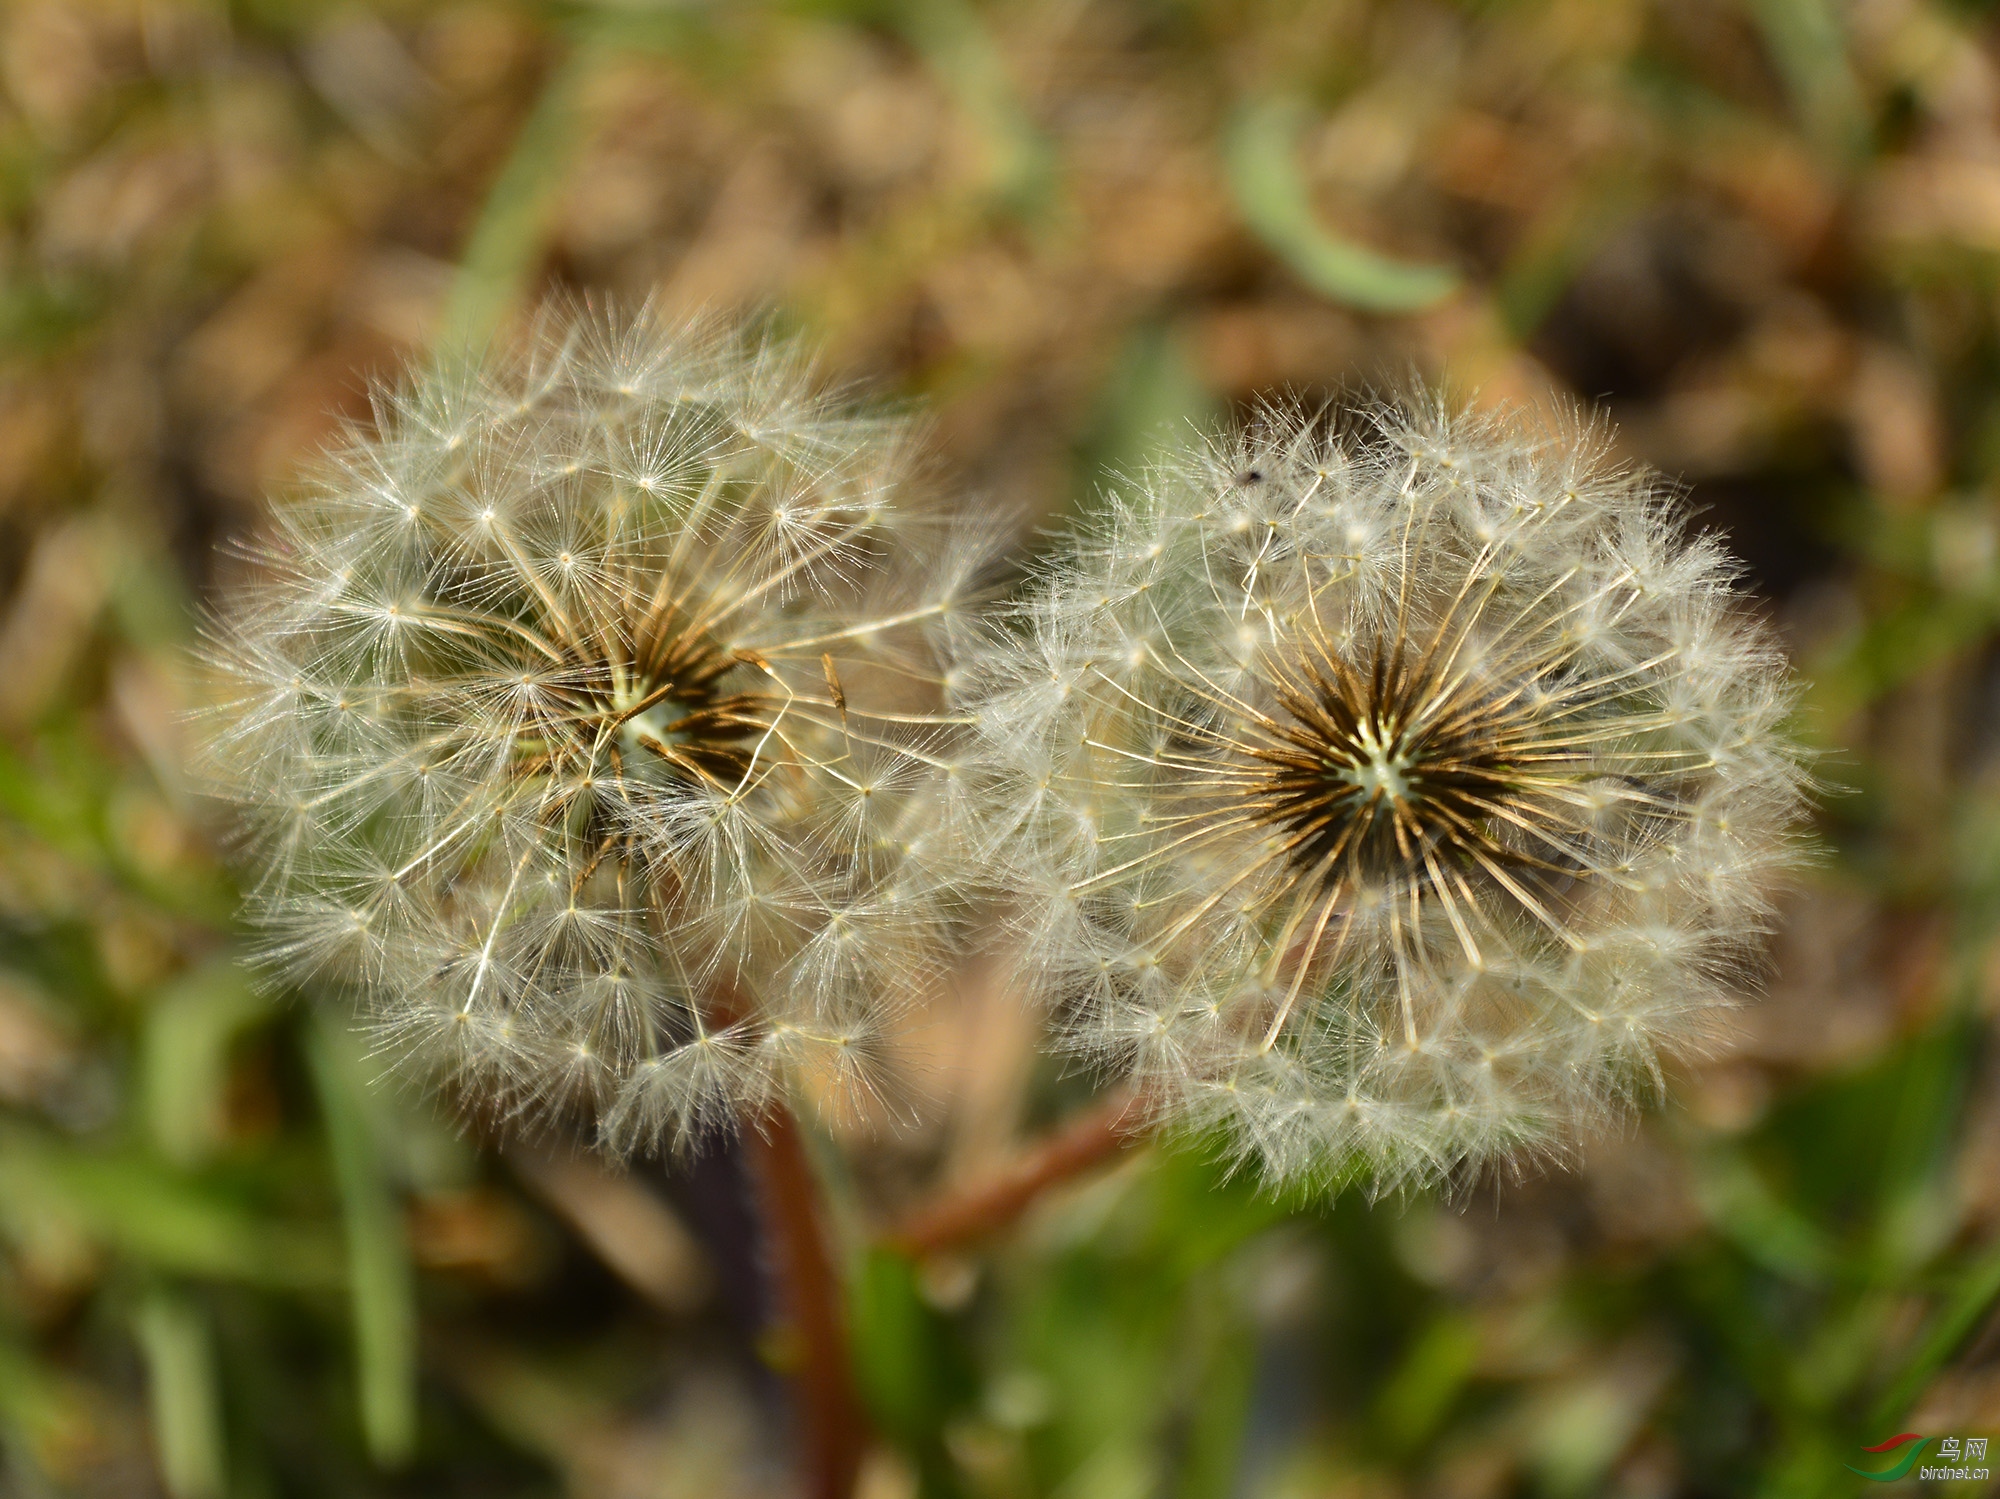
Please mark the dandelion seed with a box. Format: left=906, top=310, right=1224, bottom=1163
left=961, top=398, right=1809, bottom=1192
left=197, top=304, right=993, bottom=1152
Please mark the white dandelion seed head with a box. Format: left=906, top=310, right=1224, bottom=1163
left=195, top=303, right=997, bottom=1154
left=959, top=397, right=1810, bottom=1194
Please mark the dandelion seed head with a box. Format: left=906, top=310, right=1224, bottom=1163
left=961, top=398, right=1809, bottom=1193
left=198, top=304, right=993, bottom=1153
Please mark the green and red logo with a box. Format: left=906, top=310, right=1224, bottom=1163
left=1845, top=1434, right=1927, bottom=1482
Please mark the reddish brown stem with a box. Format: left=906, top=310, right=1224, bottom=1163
left=745, top=1102, right=868, bottom=1499
left=882, top=1090, right=1145, bottom=1258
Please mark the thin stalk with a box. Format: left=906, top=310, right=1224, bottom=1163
left=744, top=1100, right=868, bottom=1499
left=439, top=42, right=600, bottom=351
left=882, top=1089, right=1144, bottom=1258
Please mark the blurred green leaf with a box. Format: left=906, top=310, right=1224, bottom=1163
left=1873, top=1242, right=2000, bottom=1426
left=0, top=273, right=107, bottom=359
left=1226, top=98, right=1458, bottom=314
left=1689, top=1145, right=1839, bottom=1285
left=1142, top=1138, right=1323, bottom=1280
left=1494, top=179, right=1649, bottom=338
left=306, top=1016, right=417, bottom=1467
left=1053, top=1439, right=1153, bottom=1499
left=0, top=1334, right=91, bottom=1486
left=851, top=1248, right=973, bottom=1495
left=1865, top=1024, right=1977, bottom=1280
left=1804, top=589, right=1997, bottom=731
left=1070, top=320, right=1216, bottom=524
left=135, top=1288, right=227, bottom=1499
left=1525, top=1374, right=1651, bottom=1498
left=852, top=1249, right=943, bottom=1441
left=1747, top=0, right=1869, bottom=164
left=0, top=1128, right=339, bottom=1287
left=0, top=731, right=103, bottom=863
left=1374, top=1312, right=1478, bottom=1454
left=144, top=961, right=273, bottom=1169
left=1167, top=1304, right=1253, bottom=1499
left=897, top=0, right=1055, bottom=213
left=439, top=43, right=603, bottom=352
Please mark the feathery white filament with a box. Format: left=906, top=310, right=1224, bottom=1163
left=197, top=307, right=991, bottom=1153
left=960, top=400, right=1808, bottom=1192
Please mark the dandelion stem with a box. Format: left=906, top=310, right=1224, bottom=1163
left=745, top=1100, right=868, bottom=1499
left=882, top=1089, right=1144, bottom=1257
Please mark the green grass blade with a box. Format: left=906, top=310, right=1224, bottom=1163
left=0, top=1129, right=339, bottom=1287
left=1746, top=0, right=1868, bottom=165
left=1226, top=98, right=1458, bottom=314
left=143, top=961, right=271, bottom=1169
left=135, top=1289, right=226, bottom=1499
left=1689, top=1145, right=1839, bottom=1285
left=1870, top=1243, right=2000, bottom=1429
left=0, top=1335, right=91, bottom=1486
left=437, top=44, right=600, bottom=352
left=898, top=0, right=1054, bottom=212
left=306, top=1015, right=417, bottom=1467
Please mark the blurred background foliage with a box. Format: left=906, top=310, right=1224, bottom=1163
left=3, top=0, right=2000, bottom=1495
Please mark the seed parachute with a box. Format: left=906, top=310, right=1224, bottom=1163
left=960, top=400, right=1809, bottom=1191
left=197, top=307, right=990, bottom=1153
